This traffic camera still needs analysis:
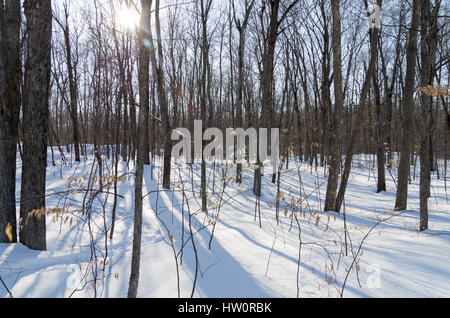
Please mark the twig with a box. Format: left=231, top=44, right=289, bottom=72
left=0, top=274, right=13, bottom=298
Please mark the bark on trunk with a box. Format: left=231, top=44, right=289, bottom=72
left=374, top=71, right=386, bottom=193
left=233, top=0, right=255, bottom=184
left=419, top=0, right=440, bottom=231
left=324, top=0, right=344, bottom=212
left=154, top=0, right=172, bottom=190
left=60, top=6, right=81, bottom=162
left=19, top=0, right=52, bottom=251
left=334, top=0, right=382, bottom=213
left=394, top=0, right=421, bottom=211
left=0, top=0, right=21, bottom=244
left=128, top=0, right=152, bottom=298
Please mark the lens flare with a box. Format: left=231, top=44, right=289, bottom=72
left=116, top=4, right=139, bottom=30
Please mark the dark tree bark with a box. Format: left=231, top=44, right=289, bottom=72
left=394, top=0, right=421, bottom=211
left=319, top=0, right=331, bottom=169
left=334, top=0, right=382, bottom=213
left=199, top=0, right=213, bottom=211
left=122, top=83, right=129, bottom=162
left=292, top=40, right=313, bottom=165
left=20, top=0, right=52, bottom=251
left=419, top=0, right=440, bottom=231
left=150, top=0, right=172, bottom=190
left=324, top=0, right=344, bottom=212
left=128, top=70, right=137, bottom=160
left=55, top=3, right=81, bottom=162
left=128, top=0, right=151, bottom=298
left=379, top=7, right=404, bottom=165
left=253, top=0, right=299, bottom=196
left=373, top=69, right=386, bottom=193
left=233, top=0, right=255, bottom=185
left=0, top=0, right=21, bottom=243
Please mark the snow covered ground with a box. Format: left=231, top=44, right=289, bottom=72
left=1, top=148, right=449, bottom=298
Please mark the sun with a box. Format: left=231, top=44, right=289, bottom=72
left=116, top=4, right=140, bottom=30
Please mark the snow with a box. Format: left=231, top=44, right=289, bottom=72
left=1, top=148, right=449, bottom=298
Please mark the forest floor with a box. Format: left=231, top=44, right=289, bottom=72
left=1, top=148, right=449, bottom=298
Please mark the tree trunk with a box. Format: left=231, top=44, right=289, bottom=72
left=199, top=0, right=213, bottom=210
left=128, top=0, right=151, bottom=298
left=324, top=0, right=344, bottom=212
left=319, top=0, right=330, bottom=169
left=254, top=0, right=282, bottom=196
left=334, top=2, right=380, bottom=212
left=233, top=0, right=255, bottom=185
left=153, top=0, right=172, bottom=190
left=395, top=0, right=421, bottom=211
left=374, top=70, right=386, bottom=193
left=419, top=0, right=440, bottom=231
left=19, top=0, right=52, bottom=251
left=0, top=0, right=21, bottom=243
left=60, top=6, right=81, bottom=162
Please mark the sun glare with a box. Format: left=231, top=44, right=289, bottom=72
left=116, top=4, right=140, bottom=30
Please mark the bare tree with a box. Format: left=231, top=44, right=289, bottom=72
left=149, top=0, right=172, bottom=190
left=128, top=0, right=151, bottom=298
left=324, top=0, right=344, bottom=212
left=253, top=0, right=299, bottom=196
left=333, top=0, right=382, bottom=213
left=19, top=0, right=53, bottom=251
left=419, top=0, right=441, bottom=231
left=233, top=0, right=255, bottom=184
left=0, top=0, right=21, bottom=243
left=54, top=0, right=81, bottom=162
left=199, top=0, right=213, bottom=211
left=395, top=0, right=421, bottom=211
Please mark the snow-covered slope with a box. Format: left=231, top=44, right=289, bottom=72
left=1, top=149, right=449, bottom=298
